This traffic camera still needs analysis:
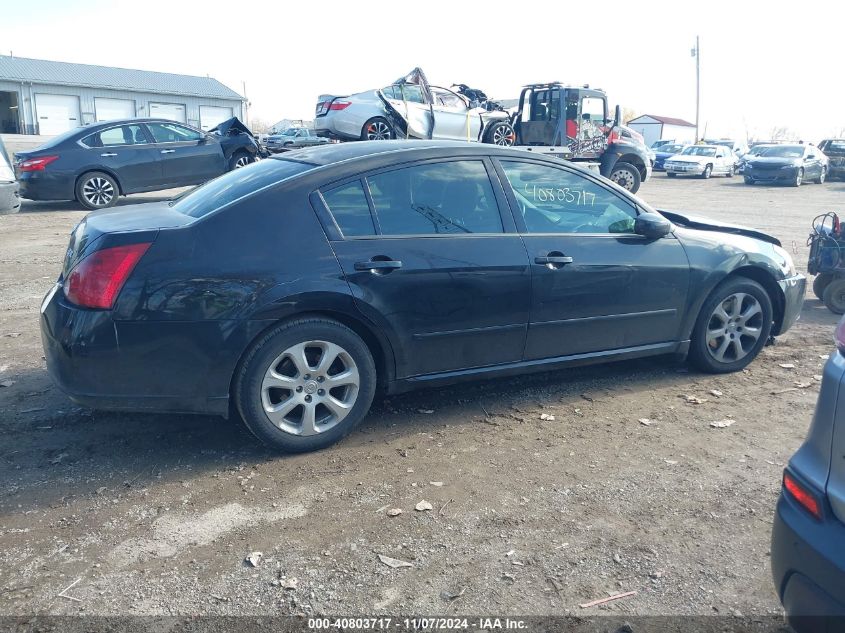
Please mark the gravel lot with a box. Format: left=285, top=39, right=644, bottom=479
left=0, top=174, right=842, bottom=618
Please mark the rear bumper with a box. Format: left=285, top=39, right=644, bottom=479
left=776, top=274, right=807, bottom=335
left=39, top=283, right=268, bottom=417
left=772, top=491, right=845, bottom=631
left=18, top=170, right=76, bottom=201
left=0, top=180, right=20, bottom=214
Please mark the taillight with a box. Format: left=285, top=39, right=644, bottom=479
left=836, top=316, right=845, bottom=356
left=64, top=243, right=151, bottom=309
left=329, top=101, right=351, bottom=111
left=783, top=471, right=822, bottom=520
left=19, top=155, right=59, bottom=172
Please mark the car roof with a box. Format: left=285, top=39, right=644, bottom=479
left=270, top=139, right=561, bottom=167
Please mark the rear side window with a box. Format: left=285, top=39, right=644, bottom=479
left=148, top=122, right=202, bottom=143
left=367, top=161, right=502, bottom=235
left=84, top=125, right=148, bottom=147
left=322, top=180, right=375, bottom=237
left=171, top=159, right=314, bottom=218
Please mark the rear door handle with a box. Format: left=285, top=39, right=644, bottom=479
left=160, top=149, right=175, bottom=154
left=354, top=259, right=403, bottom=273
left=100, top=152, right=117, bottom=157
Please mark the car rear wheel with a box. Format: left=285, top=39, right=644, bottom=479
left=689, top=277, right=773, bottom=373
left=76, top=171, right=119, bottom=210
left=815, top=167, right=827, bottom=184
left=234, top=317, right=377, bottom=453
left=793, top=168, right=803, bottom=187
left=666, top=172, right=677, bottom=178
left=701, top=164, right=712, bottom=179
left=483, top=121, right=516, bottom=146
left=823, top=279, right=845, bottom=314
left=608, top=162, right=641, bottom=193
left=726, top=166, right=735, bottom=178
left=813, top=273, right=834, bottom=300
left=361, top=117, right=394, bottom=141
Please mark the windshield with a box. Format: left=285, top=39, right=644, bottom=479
left=171, top=158, right=314, bottom=218
left=757, top=145, right=804, bottom=158
left=659, top=144, right=685, bottom=154
left=681, top=146, right=716, bottom=157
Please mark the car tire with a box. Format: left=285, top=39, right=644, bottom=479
left=229, top=152, right=253, bottom=171
left=361, top=117, right=394, bottom=141
left=608, top=162, right=641, bottom=193
left=701, top=164, right=713, bottom=179
left=744, top=176, right=754, bottom=184
left=688, top=276, right=773, bottom=373
left=813, top=273, right=834, bottom=300
left=726, top=166, right=735, bottom=178
left=815, top=167, right=827, bottom=184
left=75, top=171, right=119, bottom=210
left=666, top=172, right=677, bottom=178
left=823, top=279, right=845, bottom=314
left=234, top=317, right=377, bottom=453
left=792, top=168, right=803, bottom=187
left=483, top=121, right=516, bottom=146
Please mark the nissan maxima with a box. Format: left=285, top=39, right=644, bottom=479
left=40, top=141, right=805, bottom=453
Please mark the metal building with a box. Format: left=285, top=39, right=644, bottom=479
left=0, top=55, right=245, bottom=136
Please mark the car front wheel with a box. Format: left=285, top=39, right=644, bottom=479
left=793, top=168, right=803, bottom=187
left=701, top=164, right=712, bottom=179
left=76, top=171, right=119, bottom=210
left=229, top=152, right=253, bottom=170
left=689, top=277, right=773, bottom=373
left=234, top=317, right=377, bottom=453
left=483, top=121, right=516, bottom=146
left=608, top=162, right=641, bottom=193
left=815, top=167, right=827, bottom=184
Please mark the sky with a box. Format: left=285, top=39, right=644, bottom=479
left=2, top=0, right=844, bottom=142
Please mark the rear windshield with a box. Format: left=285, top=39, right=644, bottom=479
left=170, top=158, right=314, bottom=218
left=823, top=141, right=845, bottom=154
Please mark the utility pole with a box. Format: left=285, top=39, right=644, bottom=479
left=691, top=36, right=700, bottom=142
left=242, top=80, right=249, bottom=126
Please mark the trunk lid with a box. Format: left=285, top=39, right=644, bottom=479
left=63, top=201, right=193, bottom=277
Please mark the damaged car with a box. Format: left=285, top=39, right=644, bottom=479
left=315, top=68, right=515, bottom=145
left=207, top=116, right=267, bottom=167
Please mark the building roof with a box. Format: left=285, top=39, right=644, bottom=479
left=0, top=55, right=244, bottom=101
left=628, top=114, right=695, bottom=127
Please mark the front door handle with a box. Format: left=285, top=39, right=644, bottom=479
left=100, top=152, right=117, bottom=157
left=160, top=149, right=175, bottom=154
left=354, top=259, right=403, bottom=273
left=535, top=254, right=574, bottom=266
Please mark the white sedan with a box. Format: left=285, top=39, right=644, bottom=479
left=664, top=145, right=736, bottom=178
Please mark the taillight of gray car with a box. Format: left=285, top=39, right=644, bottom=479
left=771, top=317, right=845, bottom=630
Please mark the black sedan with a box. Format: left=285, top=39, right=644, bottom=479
left=15, top=117, right=261, bottom=210
left=40, top=141, right=806, bottom=453
left=743, top=144, right=828, bottom=186
left=819, top=139, right=845, bottom=180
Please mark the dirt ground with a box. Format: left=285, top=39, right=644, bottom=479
left=0, top=174, right=843, bottom=618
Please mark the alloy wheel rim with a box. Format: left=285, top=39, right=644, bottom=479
left=705, top=292, right=763, bottom=363
left=797, top=170, right=803, bottom=185
left=82, top=177, right=114, bottom=207
left=610, top=169, right=634, bottom=190
left=820, top=169, right=826, bottom=183
left=235, top=156, right=250, bottom=168
left=260, top=340, right=360, bottom=436
left=493, top=125, right=516, bottom=146
left=366, top=122, right=391, bottom=140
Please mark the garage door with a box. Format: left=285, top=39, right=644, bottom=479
left=34, top=94, right=81, bottom=135
left=199, top=105, right=234, bottom=131
left=149, top=102, right=186, bottom=123
left=95, top=97, right=135, bottom=122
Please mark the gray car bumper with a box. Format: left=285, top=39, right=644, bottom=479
left=0, top=180, right=20, bottom=214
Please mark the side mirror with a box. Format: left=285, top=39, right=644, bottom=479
left=635, top=213, right=672, bottom=239
left=614, top=104, right=621, bottom=127
left=198, top=135, right=208, bottom=144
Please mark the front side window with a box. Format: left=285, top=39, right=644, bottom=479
left=147, top=122, right=203, bottom=143
left=500, top=161, right=637, bottom=234
left=322, top=180, right=375, bottom=237
left=367, top=161, right=502, bottom=235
